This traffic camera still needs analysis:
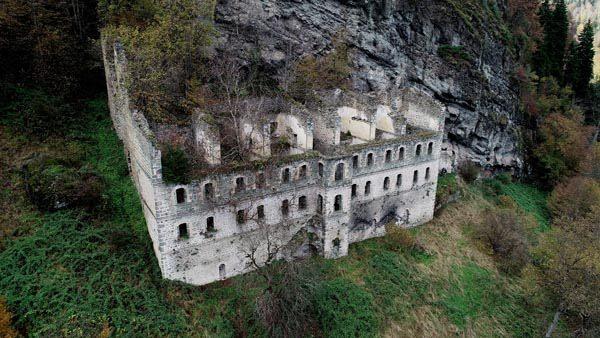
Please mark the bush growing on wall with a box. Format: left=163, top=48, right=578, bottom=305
left=161, top=145, right=191, bottom=184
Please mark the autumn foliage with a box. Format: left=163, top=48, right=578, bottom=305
left=0, top=298, right=17, bottom=338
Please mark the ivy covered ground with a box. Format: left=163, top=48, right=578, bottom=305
left=0, top=100, right=563, bottom=337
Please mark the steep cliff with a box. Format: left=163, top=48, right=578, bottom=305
left=214, top=0, right=522, bottom=171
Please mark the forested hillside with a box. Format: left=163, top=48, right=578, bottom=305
left=0, top=0, right=598, bottom=336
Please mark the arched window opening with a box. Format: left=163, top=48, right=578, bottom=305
left=367, top=153, right=374, bottom=166
left=425, top=167, right=431, bottom=180
left=396, top=174, right=402, bottom=188
left=383, top=177, right=390, bottom=190
left=335, top=163, right=344, bottom=181
left=332, top=237, right=340, bottom=249
left=178, top=223, right=189, bottom=240
left=219, top=264, right=226, bottom=279
left=237, top=210, right=246, bottom=224
left=282, top=168, right=290, bottom=183
left=317, top=194, right=323, bottom=214
left=398, top=147, right=405, bottom=161
left=206, top=217, right=215, bottom=233
left=428, top=142, right=433, bottom=155
left=365, top=181, right=371, bottom=195
left=413, top=170, right=418, bottom=185
left=351, top=184, right=357, bottom=198
left=257, top=205, right=265, bottom=220
left=334, top=195, right=342, bottom=211
left=282, top=199, right=289, bottom=217
left=416, top=144, right=422, bottom=157
left=299, top=196, right=307, bottom=210
left=318, top=162, right=324, bottom=177
left=299, top=165, right=307, bottom=179
left=176, top=188, right=186, bottom=204
left=204, top=183, right=214, bottom=200
left=235, top=177, right=245, bottom=192
left=385, top=150, right=392, bottom=163
left=256, top=172, right=265, bottom=188
left=352, top=155, right=359, bottom=168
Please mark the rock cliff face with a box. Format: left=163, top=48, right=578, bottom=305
left=214, top=0, right=523, bottom=171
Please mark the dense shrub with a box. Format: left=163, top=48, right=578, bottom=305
left=161, top=145, right=191, bottom=184
left=313, top=278, right=377, bottom=338
left=435, top=172, right=459, bottom=208
left=475, top=208, right=530, bottom=274
left=437, top=45, right=472, bottom=66
left=458, top=161, right=480, bottom=183
left=547, top=176, right=600, bottom=221
left=383, top=225, right=426, bottom=255
left=22, top=155, right=105, bottom=212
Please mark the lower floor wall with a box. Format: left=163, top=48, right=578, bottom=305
left=158, top=182, right=436, bottom=286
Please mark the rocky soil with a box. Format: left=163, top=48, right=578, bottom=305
left=214, top=0, right=523, bottom=171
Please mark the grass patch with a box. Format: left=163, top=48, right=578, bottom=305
left=499, top=183, right=550, bottom=231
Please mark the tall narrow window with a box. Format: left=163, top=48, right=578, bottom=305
left=178, top=223, right=189, bottom=239
left=235, top=177, right=245, bottom=192
left=398, top=147, right=405, bottom=161
left=206, top=217, right=215, bottom=232
left=425, top=167, right=431, bottom=180
left=176, top=188, right=186, bottom=204
left=351, top=184, right=357, bottom=198
left=335, top=163, right=344, bottom=181
left=219, top=264, right=226, bottom=279
left=317, top=195, right=323, bottom=214
left=299, top=196, right=307, bottom=210
left=413, top=170, right=419, bottom=185
left=416, top=144, right=422, bottom=157
left=334, top=195, right=342, bottom=211
left=383, top=177, right=390, bottom=190
left=257, top=205, right=265, bottom=220
left=365, top=181, right=371, bottom=195
left=282, top=199, right=289, bottom=217
left=385, top=150, right=392, bottom=163
left=318, top=162, right=324, bottom=177
left=256, top=172, right=265, bottom=189
left=352, top=155, right=359, bottom=168
left=204, top=183, right=214, bottom=200
left=428, top=142, right=433, bottom=155
left=367, top=153, right=374, bottom=166
left=396, top=174, right=402, bottom=188
left=237, top=210, right=246, bottom=224
left=299, top=165, right=307, bottom=179
left=282, top=168, right=290, bottom=183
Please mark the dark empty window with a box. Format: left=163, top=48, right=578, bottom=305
left=383, top=177, right=390, bottom=190
left=299, top=196, right=307, bottom=210
left=318, top=162, right=324, bottom=177
left=426, top=167, right=431, bottom=180
left=365, top=181, right=371, bottom=195
left=335, top=163, right=344, bottom=181
left=282, top=168, right=290, bottom=183
left=237, top=210, right=246, bottom=224
left=178, top=223, right=189, bottom=239
left=219, top=264, right=226, bottom=279
left=299, top=165, right=307, bottom=179
left=317, top=195, right=323, bottom=214
left=256, top=172, right=265, bottom=188
left=257, top=205, right=265, bottom=220
left=176, top=188, right=186, bottom=204
left=428, top=142, right=433, bottom=155
left=413, top=170, right=419, bottom=184
left=396, top=174, right=402, bottom=187
left=334, top=195, right=342, bottom=211
left=367, top=153, right=374, bottom=166
left=398, top=147, right=405, bottom=160
left=270, top=122, right=278, bottom=134
left=206, top=217, right=215, bottom=232
left=282, top=199, right=289, bottom=216
left=352, top=155, right=359, bottom=168
left=416, top=144, right=422, bottom=157
left=351, top=184, right=357, bottom=198
left=235, top=177, right=245, bottom=192
left=293, top=133, right=298, bottom=144
left=204, top=183, right=214, bottom=200
left=385, top=150, right=392, bottom=163
left=332, top=237, right=340, bottom=249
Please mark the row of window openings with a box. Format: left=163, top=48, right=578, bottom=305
left=350, top=168, right=431, bottom=198
left=175, top=143, right=434, bottom=204
left=176, top=194, right=344, bottom=240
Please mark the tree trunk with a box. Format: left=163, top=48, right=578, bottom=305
left=545, top=308, right=562, bottom=338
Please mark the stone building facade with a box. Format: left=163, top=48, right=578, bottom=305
left=102, top=41, right=445, bottom=286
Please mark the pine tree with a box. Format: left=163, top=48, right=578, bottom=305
left=573, top=21, right=595, bottom=97
left=534, top=0, right=569, bottom=81
left=564, top=40, right=579, bottom=89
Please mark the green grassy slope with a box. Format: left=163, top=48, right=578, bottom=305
left=0, top=100, right=563, bottom=336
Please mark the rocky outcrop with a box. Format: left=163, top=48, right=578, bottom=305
left=214, top=0, right=523, bottom=171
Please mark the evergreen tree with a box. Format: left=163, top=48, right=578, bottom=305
left=535, top=0, right=569, bottom=81
left=573, top=21, right=596, bottom=97
left=564, top=40, right=579, bottom=89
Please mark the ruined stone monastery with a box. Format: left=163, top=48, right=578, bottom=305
left=103, top=42, right=445, bottom=286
